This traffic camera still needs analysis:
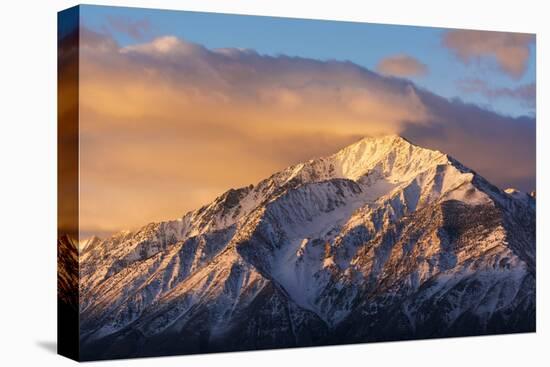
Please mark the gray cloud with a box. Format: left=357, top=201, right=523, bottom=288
left=402, top=93, right=535, bottom=191
left=457, top=79, right=536, bottom=108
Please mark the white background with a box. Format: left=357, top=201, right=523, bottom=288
left=0, top=0, right=547, bottom=365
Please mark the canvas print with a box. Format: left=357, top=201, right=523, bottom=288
left=58, top=5, right=536, bottom=361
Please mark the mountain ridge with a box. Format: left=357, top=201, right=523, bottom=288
left=77, top=135, right=535, bottom=360
left=80, top=135, right=485, bottom=244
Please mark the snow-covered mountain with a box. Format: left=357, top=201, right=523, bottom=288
left=78, top=135, right=535, bottom=360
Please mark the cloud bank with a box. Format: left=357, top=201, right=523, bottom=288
left=77, top=29, right=536, bottom=236
left=442, top=29, right=535, bottom=79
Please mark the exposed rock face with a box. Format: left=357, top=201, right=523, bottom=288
left=58, top=235, right=79, bottom=310
left=78, top=135, right=535, bottom=360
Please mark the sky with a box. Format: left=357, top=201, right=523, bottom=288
left=81, top=5, right=536, bottom=117
left=63, top=5, right=536, bottom=237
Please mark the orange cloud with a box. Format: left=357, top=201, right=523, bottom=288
left=376, top=54, right=427, bottom=77
left=443, top=29, right=534, bottom=79
left=75, top=29, right=535, bottom=237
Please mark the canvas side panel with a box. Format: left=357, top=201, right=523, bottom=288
left=57, top=5, right=80, bottom=362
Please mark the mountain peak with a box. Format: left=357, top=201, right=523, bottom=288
left=338, top=134, right=432, bottom=158
left=340, top=134, right=409, bottom=153
left=355, top=133, right=406, bottom=144
left=328, top=134, right=448, bottom=182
